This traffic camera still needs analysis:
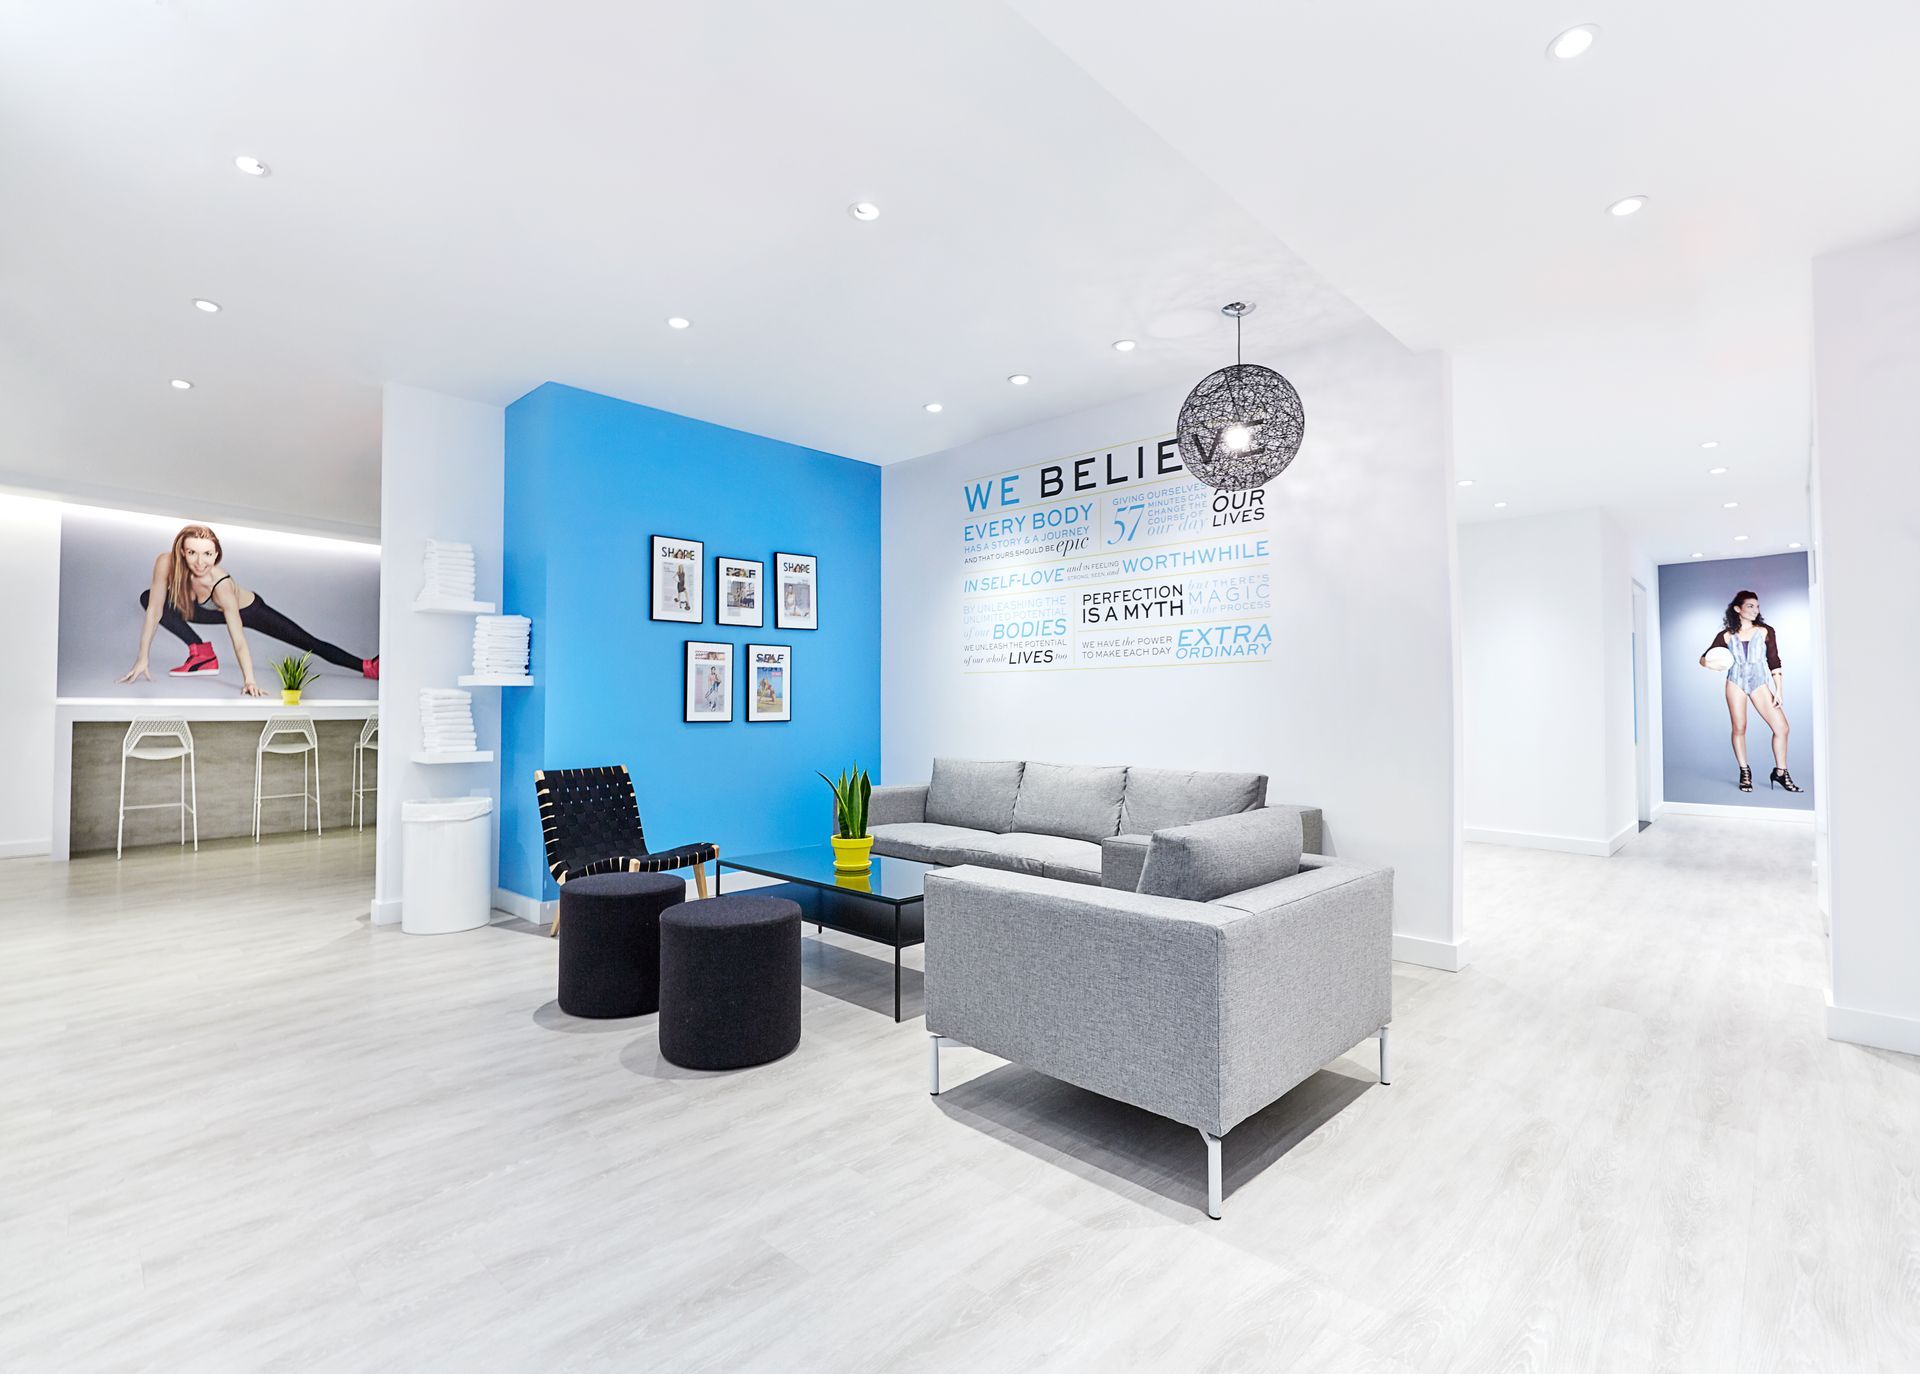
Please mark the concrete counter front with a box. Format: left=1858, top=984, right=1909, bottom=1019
left=55, top=699, right=379, bottom=859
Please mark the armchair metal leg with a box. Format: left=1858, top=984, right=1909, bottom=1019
left=1201, top=1130, right=1223, bottom=1220
left=928, top=1033, right=947, bottom=1095
left=1378, top=1024, right=1392, bottom=1085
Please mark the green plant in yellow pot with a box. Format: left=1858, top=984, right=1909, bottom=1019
left=274, top=651, right=317, bottom=705
left=819, top=765, right=873, bottom=873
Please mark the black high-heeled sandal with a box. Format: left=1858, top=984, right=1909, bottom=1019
left=1739, top=766, right=1753, bottom=791
left=1770, top=768, right=1802, bottom=793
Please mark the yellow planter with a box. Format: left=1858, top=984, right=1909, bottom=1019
left=830, top=834, right=874, bottom=873
left=281, top=688, right=302, bottom=705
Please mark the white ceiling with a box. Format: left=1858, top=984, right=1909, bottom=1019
left=0, top=0, right=1372, bottom=536
left=6, top=4, right=1918, bottom=561
left=1012, top=0, right=1920, bottom=563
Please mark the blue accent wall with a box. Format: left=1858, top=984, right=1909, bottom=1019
left=500, top=383, right=882, bottom=900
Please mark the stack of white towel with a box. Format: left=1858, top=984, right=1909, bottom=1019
left=419, top=689, right=477, bottom=754
left=472, top=615, right=531, bottom=678
left=421, top=541, right=477, bottom=603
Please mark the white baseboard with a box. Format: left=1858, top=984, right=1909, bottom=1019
left=1463, top=826, right=1617, bottom=857
left=369, top=896, right=402, bottom=926
left=0, top=838, right=50, bottom=860
left=1654, top=801, right=1814, bottom=824
left=1393, top=932, right=1470, bottom=973
left=492, top=886, right=557, bottom=926
left=1826, top=993, right=1920, bottom=1057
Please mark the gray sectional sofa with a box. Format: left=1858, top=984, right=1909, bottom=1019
left=896, top=758, right=1392, bottom=1220
left=868, top=758, right=1324, bottom=887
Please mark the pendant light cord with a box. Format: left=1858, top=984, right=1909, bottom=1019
left=1236, top=312, right=1242, bottom=367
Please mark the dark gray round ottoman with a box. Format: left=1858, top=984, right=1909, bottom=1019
left=658, top=895, right=802, bottom=1069
left=557, top=872, right=686, bottom=1019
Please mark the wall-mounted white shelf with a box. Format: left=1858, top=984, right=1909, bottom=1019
left=414, top=596, right=496, bottom=615
left=411, top=750, right=495, bottom=765
left=457, top=673, right=534, bottom=687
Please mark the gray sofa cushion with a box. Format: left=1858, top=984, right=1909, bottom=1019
left=925, top=759, right=1024, bottom=834
left=1100, top=834, right=1151, bottom=891
left=1120, top=767, right=1267, bottom=835
left=873, top=825, right=1102, bottom=885
left=1011, top=762, right=1128, bottom=842
left=965, top=832, right=1104, bottom=885
left=870, top=822, right=997, bottom=865
left=1137, top=807, right=1305, bottom=904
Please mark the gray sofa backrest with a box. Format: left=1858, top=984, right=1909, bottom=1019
left=925, top=758, right=1272, bottom=844
left=926, top=758, right=1025, bottom=833
left=1119, top=767, right=1268, bottom=834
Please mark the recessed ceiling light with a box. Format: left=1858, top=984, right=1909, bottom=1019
left=1608, top=195, right=1648, bottom=217
left=1734, top=534, right=1749, bottom=542
left=170, top=378, right=193, bottom=390
left=1457, top=479, right=1475, bottom=487
left=848, top=202, right=880, bottom=222
left=234, top=155, right=270, bottom=177
left=1493, top=501, right=1508, bottom=509
left=1701, top=440, right=1720, bottom=449
left=193, top=298, right=221, bottom=313
left=1691, top=552, right=1706, bottom=559
left=1723, top=501, right=1739, bottom=509
left=1112, top=339, right=1137, bottom=352
left=666, top=316, right=690, bottom=329
left=1789, top=542, right=1802, bottom=549
left=1709, top=466, right=1728, bottom=475
left=1008, top=374, right=1030, bottom=386
left=923, top=402, right=943, bottom=414
left=1547, top=24, right=1600, bottom=60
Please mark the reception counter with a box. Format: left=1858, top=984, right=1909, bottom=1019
left=54, top=698, right=380, bottom=859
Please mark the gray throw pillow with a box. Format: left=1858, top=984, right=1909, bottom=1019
left=925, top=758, right=1025, bottom=834
left=1136, top=807, right=1305, bottom=903
left=1011, top=762, right=1128, bottom=842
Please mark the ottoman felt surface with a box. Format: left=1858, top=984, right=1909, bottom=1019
left=557, top=871, right=686, bottom=1019
left=659, top=895, right=802, bottom=1070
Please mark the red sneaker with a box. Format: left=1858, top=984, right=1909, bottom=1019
left=362, top=656, right=380, bottom=680
left=168, top=643, right=219, bottom=676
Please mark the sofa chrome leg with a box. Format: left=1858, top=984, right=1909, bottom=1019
left=928, top=1033, right=946, bottom=1096
left=1378, top=1024, right=1392, bottom=1085
left=1201, top=1130, right=1223, bottom=1219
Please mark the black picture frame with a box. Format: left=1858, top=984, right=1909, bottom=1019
left=684, top=641, right=734, bottom=723
left=714, top=555, right=765, bottom=628
left=650, top=534, right=704, bottom=624
left=773, top=551, right=818, bottom=630
left=745, top=643, right=792, bottom=722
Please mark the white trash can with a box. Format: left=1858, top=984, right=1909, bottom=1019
left=401, top=796, right=493, bottom=935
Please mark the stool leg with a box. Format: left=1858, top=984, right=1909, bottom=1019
left=313, top=747, right=323, bottom=836
left=117, top=754, right=127, bottom=861
left=189, top=749, right=199, bottom=852
left=179, top=755, right=186, bottom=845
left=253, top=749, right=262, bottom=842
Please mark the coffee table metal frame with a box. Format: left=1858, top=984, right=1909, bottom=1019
left=716, top=847, right=934, bottom=1022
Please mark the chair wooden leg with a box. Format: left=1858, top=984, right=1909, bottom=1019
left=692, top=861, right=710, bottom=899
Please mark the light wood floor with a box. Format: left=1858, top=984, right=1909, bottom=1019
left=3, top=819, right=1915, bottom=1371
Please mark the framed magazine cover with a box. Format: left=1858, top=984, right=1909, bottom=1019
left=651, top=534, right=703, bottom=623
left=773, top=551, right=818, bottom=630
left=714, top=556, right=764, bottom=628
left=745, top=643, right=792, bottom=722
left=684, top=641, right=733, bottom=722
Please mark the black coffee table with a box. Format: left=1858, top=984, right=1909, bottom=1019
left=716, top=846, right=934, bottom=1022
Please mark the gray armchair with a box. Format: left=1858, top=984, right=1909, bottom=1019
left=924, top=814, right=1392, bottom=1219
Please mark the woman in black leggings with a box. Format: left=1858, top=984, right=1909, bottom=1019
left=119, top=523, right=378, bottom=696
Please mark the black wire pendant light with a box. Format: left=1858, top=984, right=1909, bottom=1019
left=1176, top=302, right=1305, bottom=491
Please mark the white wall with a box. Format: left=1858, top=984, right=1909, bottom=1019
left=881, top=325, right=1466, bottom=970
left=0, top=496, right=61, bottom=858
left=1459, top=508, right=1640, bottom=856
left=371, top=385, right=505, bottom=925
left=1812, top=226, right=1920, bottom=1055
